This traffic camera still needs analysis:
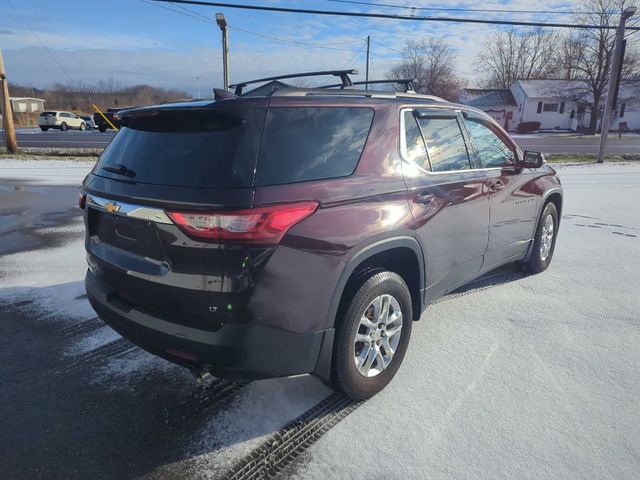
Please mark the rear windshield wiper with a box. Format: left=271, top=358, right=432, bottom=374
left=102, top=164, right=136, bottom=178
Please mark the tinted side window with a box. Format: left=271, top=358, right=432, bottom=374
left=256, top=107, right=374, bottom=186
left=466, top=120, right=515, bottom=168
left=402, top=110, right=429, bottom=171
left=416, top=117, right=471, bottom=172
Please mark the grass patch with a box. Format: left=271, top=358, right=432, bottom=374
left=0, top=147, right=99, bottom=162
left=545, top=153, right=640, bottom=163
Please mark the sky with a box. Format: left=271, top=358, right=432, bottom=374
left=0, top=0, right=625, bottom=96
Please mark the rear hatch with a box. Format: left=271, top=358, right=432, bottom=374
left=39, top=112, right=58, bottom=125
left=83, top=99, right=268, bottom=329
left=83, top=98, right=375, bottom=329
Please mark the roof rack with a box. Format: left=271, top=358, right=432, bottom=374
left=229, top=69, right=358, bottom=96
left=320, top=79, right=417, bottom=93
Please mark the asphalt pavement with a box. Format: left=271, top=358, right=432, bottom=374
left=1, top=129, right=639, bottom=155
left=514, top=135, right=640, bottom=154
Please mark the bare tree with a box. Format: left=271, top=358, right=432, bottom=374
left=388, top=38, right=462, bottom=100
left=9, top=80, right=189, bottom=125
left=476, top=27, right=557, bottom=88
left=553, top=0, right=640, bottom=133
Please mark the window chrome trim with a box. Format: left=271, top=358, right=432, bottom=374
left=400, top=107, right=502, bottom=176
left=86, top=194, right=173, bottom=224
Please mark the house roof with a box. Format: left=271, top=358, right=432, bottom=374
left=513, top=79, right=585, bottom=99
left=513, top=79, right=640, bottom=103
left=10, top=97, right=45, bottom=102
left=460, top=88, right=517, bottom=107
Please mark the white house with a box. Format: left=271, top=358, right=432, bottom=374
left=458, top=89, right=519, bottom=131
left=461, top=79, right=640, bottom=132
left=10, top=97, right=46, bottom=114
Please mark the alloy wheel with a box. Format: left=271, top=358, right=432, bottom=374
left=540, top=213, right=555, bottom=261
left=353, top=294, right=403, bottom=378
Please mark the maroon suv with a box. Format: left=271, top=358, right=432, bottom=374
left=81, top=71, right=562, bottom=399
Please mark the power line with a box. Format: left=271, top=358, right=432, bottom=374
left=142, top=0, right=361, bottom=51
left=370, top=38, right=403, bottom=55
left=340, top=41, right=367, bottom=70
left=141, top=0, right=210, bottom=22
left=6, top=0, right=75, bottom=84
left=148, top=0, right=639, bottom=30
left=369, top=50, right=398, bottom=66
left=324, top=0, right=585, bottom=16
left=228, top=26, right=360, bottom=51
left=317, top=40, right=367, bottom=86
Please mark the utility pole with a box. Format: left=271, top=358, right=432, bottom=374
left=596, top=6, right=636, bottom=164
left=196, top=77, right=201, bottom=98
left=0, top=49, right=18, bottom=154
left=365, top=36, right=370, bottom=91
left=216, top=13, right=230, bottom=91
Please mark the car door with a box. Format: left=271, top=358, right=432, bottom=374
left=461, top=111, right=539, bottom=271
left=400, top=108, right=489, bottom=303
left=70, top=113, right=82, bottom=128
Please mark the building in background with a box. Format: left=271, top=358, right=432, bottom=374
left=0, top=97, right=46, bottom=126
left=10, top=96, right=45, bottom=114
left=459, top=88, right=518, bottom=131
left=461, top=80, right=640, bottom=132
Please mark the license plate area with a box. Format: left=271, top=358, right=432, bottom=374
left=89, top=209, right=165, bottom=261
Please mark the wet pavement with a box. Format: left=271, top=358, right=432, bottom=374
left=0, top=181, right=80, bottom=255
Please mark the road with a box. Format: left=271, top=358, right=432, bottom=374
left=514, top=135, right=640, bottom=154
left=1, top=129, right=639, bottom=154
left=1, top=160, right=639, bottom=479
left=1, top=129, right=115, bottom=149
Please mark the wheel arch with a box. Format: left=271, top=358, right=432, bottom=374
left=314, top=236, right=426, bottom=381
left=330, top=237, right=425, bottom=327
left=522, top=187, right=563, bottom=263
left=545, top=191, right=563, bottom=222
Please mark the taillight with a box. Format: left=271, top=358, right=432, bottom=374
left=166, top=201, right=319, bottom=245
left=79, top=193, right=87, bottom=210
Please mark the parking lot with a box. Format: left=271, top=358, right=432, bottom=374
left=0, top=159, right=638, bottom=479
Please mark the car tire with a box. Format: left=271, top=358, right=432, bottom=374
left=98, top=125, right=106, bottom=132
left=522, top=202, right=558, bottom=274
left=60, top=122, right=68, bottom=131
left=333, top=271, right=413, bottom=400
left=79, top=122, right=86, bottom=131
left=40, top=127, right=49, bottom=131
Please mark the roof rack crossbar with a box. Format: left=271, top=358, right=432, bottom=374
left=230, top=69, right=358, bottom=96
left=320, top=79, right=418, bottom=93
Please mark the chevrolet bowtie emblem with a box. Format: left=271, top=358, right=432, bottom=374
left=105, top=202, right=121, bottom=214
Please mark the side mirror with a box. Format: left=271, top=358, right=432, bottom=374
left=520, top=151, right=545, bottom=169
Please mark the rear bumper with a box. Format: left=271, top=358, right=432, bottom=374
left=85, top=270, right=330, bottom=379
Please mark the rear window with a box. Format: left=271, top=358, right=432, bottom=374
left=94, top=108, right=264, bottom=189
left=255, top=107, right=374, bottom=186
left=40, top=111, right=57, bottom=116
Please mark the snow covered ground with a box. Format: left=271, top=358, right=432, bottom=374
left=288, top=163, right=640, bottom=480
left=0, top=158, right=94, bottom=185
left=0, top=160, right=639, bottom=479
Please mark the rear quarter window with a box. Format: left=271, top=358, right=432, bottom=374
left=255, top=107, right=374, bottom=186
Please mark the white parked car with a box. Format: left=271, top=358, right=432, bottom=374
left=39, top=111, right=87, bottom=131
left=80, top=115, right=97, bottom=130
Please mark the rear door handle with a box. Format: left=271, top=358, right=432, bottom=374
left=489, top=181, right=504, bottom=192
left=414, top=191, right=435, bottom=205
